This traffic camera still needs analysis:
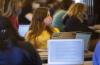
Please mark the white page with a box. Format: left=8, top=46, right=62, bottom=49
left=48, top=39, right=84, bottom=65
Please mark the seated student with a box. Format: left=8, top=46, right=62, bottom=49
left=51, top=0, right=73, bottom=31
left=62, top=3, right=93, bottom=32
left=25, top=7, right=59, bottom=49
left=93, top=41, right=100, bottom=65
left=62, top=3, right=99, bottom=39
left=0, top=16, right=42, bottom=65
left=18, top=0, right=33, bottom=24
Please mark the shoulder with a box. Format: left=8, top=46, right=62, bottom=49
left=24, top=30, right=33, bottom=41
left=16, top=41, right=37, bottom=55
left=53, top=10, right=66, bottom=19
left=17, top=41, right=42, bottom=65
left=54, top=10, right=66, bottom=16
left=52, top=27, right=60, bottom=32
left=25, top=30, right=32, bottom=36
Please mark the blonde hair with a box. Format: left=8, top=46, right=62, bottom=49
left=0, top=0, right=24, bottom=16
left=64, top=3, right=87, bottom=18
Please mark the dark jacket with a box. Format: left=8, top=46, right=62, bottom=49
left=0, top=40, right=42, bottom=65
left=16, top=41, right=42, bottom=65
left=63, top=16, right=93, bottom=32
left=62, top=16, right=99, bottom=39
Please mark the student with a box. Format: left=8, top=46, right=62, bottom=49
left=0, top=0, right=24, bottom=30
left=18, top=0, right=33, bottom=24
left=62, top=3, right=92, bottom=32
left=93, top=41, right=100, bottom=65
left=62, top=3, right=100, bottom=39
left=52, top=0, right=74, bottom=31
left=0, top=16, right=42, bottom=65
left=25, top=7, right=59, bottom=49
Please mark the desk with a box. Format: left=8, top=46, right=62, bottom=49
left=39, top=51, right=93, bottom=61
left=94, top=25, right=100, bottom=30
left=95, top=30, right=100, bottom=33
left=39, top=51, right=48, bottom=60
left=43, top=61, right=92, bottom=65
left=37, top=49, right=48, bottom=60
left=89, top=25, right=100, bottom=30
left=84, top=51, right=93, bottom=59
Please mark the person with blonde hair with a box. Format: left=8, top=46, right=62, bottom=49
left=0, top=0, right=24, bottom=30
left=25, top=7, right=59, bottom=49
left=62, top=3, right=94, bottom=32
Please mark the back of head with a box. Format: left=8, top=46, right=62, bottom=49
left=65, top=3, right=87, bottom=17
left=30, top=7, right=49, bottom=36
left=0, top=16, right=12, bottom=49
left=0, top=16, right=20, bottom=50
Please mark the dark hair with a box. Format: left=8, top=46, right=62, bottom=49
left=0, top=16, right=23, bottom=50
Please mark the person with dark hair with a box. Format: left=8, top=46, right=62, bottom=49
left=0, top=16, right=42, bottom=65
left=18, top=0, right=33, bottom=24
left=49, top=0, right=74, bottom=17
left=51, top=0, right=74, bottom=31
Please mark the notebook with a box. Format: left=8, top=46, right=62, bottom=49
left=52, top=32, right=76, bottom=39
left=48, top=39, right=84, bottom=65
left=18, top=25, right=29, bottom=37
left=75, top=32, right=91, bottom=51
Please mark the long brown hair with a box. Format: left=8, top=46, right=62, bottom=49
left=29, top=7, right=53, bottom=43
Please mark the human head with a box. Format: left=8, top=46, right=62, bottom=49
left=30, top=7, right=52, bottom=36
left=0, top=16, right=22, bottom=43
left=0, top=0, right=24, bottom=16
left=65, top=3, right=87, bottom=17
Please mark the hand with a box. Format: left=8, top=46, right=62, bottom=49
left=88, top=26, right=95, bottom=30
left=44, top=16, right=52, bottom=26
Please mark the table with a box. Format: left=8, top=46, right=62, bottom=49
left=39, top=51, right=93, bottom=61
left=43, top=61, right=92, bottom=65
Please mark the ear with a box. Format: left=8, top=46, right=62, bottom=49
left=44, top=16, right=52, bottom=26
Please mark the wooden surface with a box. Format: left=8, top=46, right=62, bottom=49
left=43, top=61, right=92, bottom=65
left=39, top=50, right=93, bottom=61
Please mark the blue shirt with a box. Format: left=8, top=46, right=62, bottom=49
left=93, top=41, right=100, bottom=65
left=52, top=10, right=66, bottom=31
